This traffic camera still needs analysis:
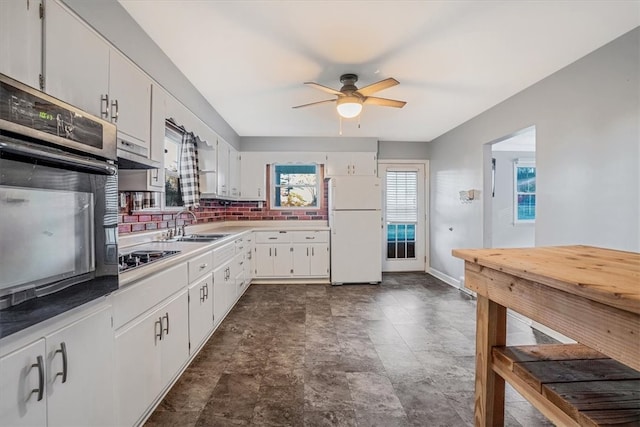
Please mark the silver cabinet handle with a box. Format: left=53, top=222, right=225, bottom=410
left=312, top=247, right=315, bottom=256
left=110, top=99, right=119, bottom=122
left=55, top=342, right=68, bottom=383
left=200, top=286, right=205, bottom=302
left=31, top=355, right=44, bottom=401
left=307, top=248, right=309, bottom=256
left=155, top=318, right=163, bottom=342
left=199, top=263, right=208, bottom=270
left=268, top=237, right=277, bottom=240
left=269, top=248, right=272, bottom=257
left=163, top=312, right=169, bottom=336
left=306, top=236, right=316, bottom=239
left=274, top=248, right=277, bottom=256
left=100, top=94, right=109, bottom=118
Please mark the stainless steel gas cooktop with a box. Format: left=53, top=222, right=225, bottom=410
left=118, top=250, right=181, bottom=273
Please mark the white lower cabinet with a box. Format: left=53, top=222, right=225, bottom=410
left=188, top=273, right=214, bottom=354
left=115, top=290, right=189, bottom=427
left=213, top=242, right=236, bottom=326
left=254, top=230, right=330, bottom=280
left=0, top=304, right=114, bottom=427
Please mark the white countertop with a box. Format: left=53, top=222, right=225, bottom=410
left=118, top=221, right=329, bottom=287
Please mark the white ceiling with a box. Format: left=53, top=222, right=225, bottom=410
left=118, top=1, right=639, bottom=142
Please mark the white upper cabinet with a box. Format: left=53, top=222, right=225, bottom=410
left=44, top=0, right=109, bottom=118
left=0, top=0, right=42, bottom=89
left=44, top=0, right=151, bottom=147
left=240, top=152, right=267, bottom=200
left=325, top=152, right=377, bottom=176
left=229, top=146, right=240, bottom=198
left=217, top=139, right=230, bottom=197
left=108, top=50, right=151, bottom=147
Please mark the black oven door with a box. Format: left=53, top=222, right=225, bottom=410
left=0, top=136, right=119, bottom=338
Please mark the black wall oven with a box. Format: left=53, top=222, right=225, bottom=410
left=0, top=74, right=118, bottom=338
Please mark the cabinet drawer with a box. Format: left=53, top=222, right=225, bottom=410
left=234, top=237, right=245, bottom=255
left=291, top=230, right=329, bottom=243
left=255, top=231, right=291, bottom=243
left=113, top=263, right=188, bottom=329
left=188, top=251, right=214, bottom=282
left=213, top=242, right=235, bottom=267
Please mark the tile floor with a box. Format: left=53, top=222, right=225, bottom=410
left=145, top=272, right=556, bottom=426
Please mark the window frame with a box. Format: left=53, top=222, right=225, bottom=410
left=163, top=122, right=185, bottom=210
left=270, top=163, right=320, bottom=210
left=513, top=159, right=536, bottom=224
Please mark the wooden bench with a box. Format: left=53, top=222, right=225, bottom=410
left=492, top=344, right=640, bottom=426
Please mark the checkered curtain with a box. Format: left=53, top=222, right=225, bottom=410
left=179, top=132, right=200, bottom=208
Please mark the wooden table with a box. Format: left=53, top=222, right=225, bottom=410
left=452, top=245, right=640, bottom=426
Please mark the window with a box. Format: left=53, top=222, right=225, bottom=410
left=514, top=160, right=535, bottom=222
left=272, top=164, right=319, bottom=208
left=386, top=171, right=417, bottom=259
left=164, top=123, right=184, bottom=208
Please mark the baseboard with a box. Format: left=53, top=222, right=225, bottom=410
left=428, top=268, right=476, bottom=297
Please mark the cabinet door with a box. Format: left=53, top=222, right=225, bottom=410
left=309, top=243, right=330, bottom=277
left=44, top=0, right=109, bottom=117
left=213, top=263, right=228, bottom=326
left=0, top=339, right=47, bottom=427
left=325, top=153, right=351, bottom=177
left=292, top=245, right=310, bottom=276
left=109, top=50, right=151, bottom=146
left=229, top=147, right=240, bottom=198
left=240, top=152, right=267, bottom=200
left=46, top=305, right=114, bottom=427
left=273, top=243, right=293, bottom=276
left=114, top=309, right=163, bottom=427
left=159, top=291, right=189, bottom=385
left=148, top=84, right=167, bottom=190
left=188, top=274, right=214, bottom=354
left=217, top=140, right=230, bottom=196
left=350, top=152, right=377, bottom=176
left=254, top=245, right=274, bottom=277
left=0, top=0, right=42, bottom=89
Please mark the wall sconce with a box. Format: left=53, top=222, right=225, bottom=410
left=459, top=189, right=478, bottom=203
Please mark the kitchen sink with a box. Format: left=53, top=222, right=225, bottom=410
left=173, top=233, right=230, bottom=242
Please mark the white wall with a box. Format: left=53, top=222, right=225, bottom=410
left=491, top=151, right=535, bottom=248
left=240, top=136, right=378, bottom=152
left=429, top=28, right=639, bottom=283
left=378, top=141, right=430, bottom=160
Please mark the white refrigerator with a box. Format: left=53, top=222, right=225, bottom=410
left=328, top=176, right=382, bottom=285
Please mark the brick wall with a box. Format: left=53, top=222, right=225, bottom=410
left=118, top=180, right=329, bottom=235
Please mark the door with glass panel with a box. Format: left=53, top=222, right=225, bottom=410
left=381, top=163, right=427, bottom=272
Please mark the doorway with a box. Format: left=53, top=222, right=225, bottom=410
left=380, top=162, right=428, bottom=272
left=483, top=126, right=536, bottom=249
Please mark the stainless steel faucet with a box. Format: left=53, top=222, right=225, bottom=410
left=174, top=209, right=198, bottom=236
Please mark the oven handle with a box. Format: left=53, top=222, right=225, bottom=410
left=0, top=140, right=117, bottom=176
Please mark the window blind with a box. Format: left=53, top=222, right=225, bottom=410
left=386, top=171, right=418, bottom=222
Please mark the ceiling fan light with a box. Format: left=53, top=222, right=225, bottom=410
left=336, top=96, right=363, bottom=118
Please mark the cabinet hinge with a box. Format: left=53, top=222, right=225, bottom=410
left=290, top=247, right=293, bottom=252
left=38, top=74, right=44, bottom=90
left=39, top=2, right=44, bottom=19
left=290, top=269, right=293, bottom=274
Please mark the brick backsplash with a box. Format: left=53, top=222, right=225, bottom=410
left=118, top=180, right=329, bottom=235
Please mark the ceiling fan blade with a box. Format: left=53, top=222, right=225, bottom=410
left=292, top=99, right=336, bottom=109
left=304, top=82, right=344, bottom=96
left=363, top=96, right=406, bottom=108
left=356, top=78, right=399, bottom=96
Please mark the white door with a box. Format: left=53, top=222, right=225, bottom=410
left=380, top=163, right=427, bottom=272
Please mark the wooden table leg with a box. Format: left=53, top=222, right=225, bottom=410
left=475, top=295, right=507, bottom=426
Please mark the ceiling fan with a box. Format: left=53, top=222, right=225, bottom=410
left=293, top=74, right=406, bottom=119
